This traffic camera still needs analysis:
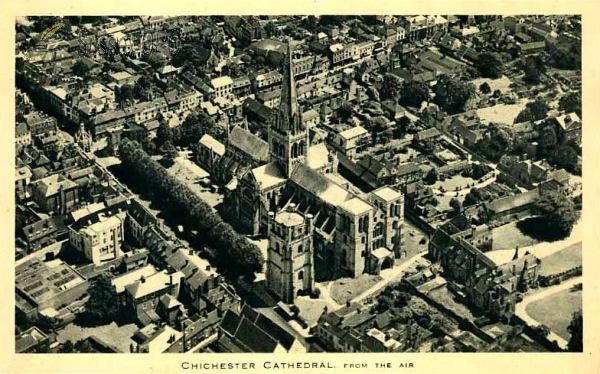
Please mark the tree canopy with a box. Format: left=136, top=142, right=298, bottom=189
left=475, top=52, right=503, bottom=79
left=473, top=124, right=516, bottom=162
left=533, top=191, right=579, bottom=238
left=567, top=310, right=583, bottom=352
left=433, top=76, right=476, bottom=114
left=399, top=81, right=430, bottom=109
left=559, top=92, right=582, bottom=118
left=84, top=275, right=120, bottom=325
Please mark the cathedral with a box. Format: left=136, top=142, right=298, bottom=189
left=222, top=39, right=406, bottom=299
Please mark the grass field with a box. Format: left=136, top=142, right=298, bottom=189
left=491, top=221, right=539, bottom=250
left=525, top=289, right=582, bottom=340
left=539, top=242, right=582, bottom=276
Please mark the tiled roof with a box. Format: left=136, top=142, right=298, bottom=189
left=228, top=126, right=270, bottom=163
left=290, top=164, right=351, bottom=207
left=485, top=189, right=539, bottom=214
left=250, top=162, right=287, bottom=190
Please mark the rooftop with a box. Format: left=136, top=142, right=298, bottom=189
left=274, top=211, right=305, bottom=227
left=16, top=258, right=86, bottom=305
left=372, top=186, right=402, bottom=202
left=338, top=125, right=368, bottom=140
left=124, top=270, right=183, bottom=299
left=339, top=197, right=372, bottom=216
left=111, top=265, right=158, bottom=294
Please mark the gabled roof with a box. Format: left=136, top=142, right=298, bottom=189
left=290, top=164, right=351, bottom=207
left=228, top=126, right=270, bottom=163
left=250, top=162, right=287, bottom=190
left=198, top=134, right=226, bottom=156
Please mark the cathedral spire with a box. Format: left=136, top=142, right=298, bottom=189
left=278, top=37, right=299, bottom=130
left=268, top=37, right=309, bottom=178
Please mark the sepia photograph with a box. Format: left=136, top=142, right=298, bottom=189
left=11, top=9, right=590, bottom=366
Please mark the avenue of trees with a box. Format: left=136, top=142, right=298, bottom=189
left=119, top=139, right=265, bottom=279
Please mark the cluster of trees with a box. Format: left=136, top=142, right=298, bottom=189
left=547, top=41, right=581, bottom=71
left=58, top=339, right=95, bottom=353
left=464, top=187, right=487, bottom=207
left=515, top=99, right=550, bottom=123
left=537, top=124, right=580, bottom=174
left=473, top=124, right=516, bottom=162
left=475, top=52, right=503, bottom=79
left=558, top=92, right=582, bottom=118
left=150, top=112, right=225, bottom=159
left=119, top=139, right=264, bottom=279
left=532, top=190, right=579, bottom=238
left=399, top=81, right=430, bottom=109
left=375, top=284, right=413, bottom=314
left=433, top=76, right=477, bottom=115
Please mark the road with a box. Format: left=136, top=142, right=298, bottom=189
left=351, top=251, right=427, bottom=304
left=515, top=276, right=582, bottom=350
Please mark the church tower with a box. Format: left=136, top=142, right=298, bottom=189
left=268, top=38, right=309, bottom=178
left=266, top=207, right=315, bottom=304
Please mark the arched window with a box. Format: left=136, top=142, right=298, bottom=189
left=298, top=271, right=304, bottom=280
left=291, top=143, right=298, bottom=158
left=392, top=221, right=398, bottom=229
left=276, top=242, right=280, bottom=252
left=298, top=244, right=303, bottom=253
left=374, top=222, right=384, bottom=237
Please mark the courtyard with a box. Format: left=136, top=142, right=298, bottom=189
left=328, top=274, right=383, bottom=305
left=470, top=75, right=513, bottom=95
left=165, top=154, right=223, bottom=209
left=525, top=288, right=582, bottom=340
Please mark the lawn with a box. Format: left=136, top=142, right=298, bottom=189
left=56, top=321, right=139, bottom=353
left=403, top=221, right=429, bottom=260
left=491, top=221, right=539, bottom=251
left=477, top=98, right=529, bottom=125
left=525, top=289, right=582, bottom=340
left=539, top=242, right=582, bottom=277
left=435, top=194, right=466, bottom=212
left=329, top=274, right=382, bottom=305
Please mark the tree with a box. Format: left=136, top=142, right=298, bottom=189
left=118, top=139, right=265, bottom=279
left=559, top=92, right=582, bottom=118
left=523, top=55, right=546, bottom=84
left=537, top=124, right=558, bottom=157
left=464, top=188, right=483, bottom=207
left=475, top=52, right=502, bottom=78
left=161, top=140, right=179, bottom=162
left=399, top=81, right=430, bottom=108
left=567, top=310, right=583, bottom=352
left=479, top=82, right=492, bottom=94
left=492, top=89, right=502, bottom=98
left=115, top=84, right=133, bottom=106
left=515, top=99, right=549, bottom=123
left=338, top=101, right=354, bottom=122
left=156, top=122, right=173, bottom=149
left=548, top=145, right=579, bottom=173
left=424, top=169, right=438, bottom=185
left=146, top=52, right=167, bottom=69
left=84, top=276, right=120, bottom=325
left=264, top=22, right=279, bottom=38
left=433, top=76, right=476, bottom=114
left=379, top=78, right=403, bottom=102
left=533, top=191, right=579, bottom=238
left=74, top=339, right=94, bottom=353
left=393, top=116, right=411, bottom=138
left=450, top=197, right=462, bottom=215
left=72, top=60, right=90, bottom=77
left=58, top=340, right=75, bottom=353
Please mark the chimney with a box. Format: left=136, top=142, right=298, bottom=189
left=512, top=264, right=516, bottom=275
left=140, top=275, right=146, bottom=283
left=192, top=267, right=199, bottom=275
left=512, top=246, right=519, bottom=261
left=206, top=265, right=211, bottom=271
left=288, top=203, right=297, bottom=212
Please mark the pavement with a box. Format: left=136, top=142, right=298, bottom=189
left=515, top=276, right=582, bottom=350
left=351, top=251, right=427, bottom=303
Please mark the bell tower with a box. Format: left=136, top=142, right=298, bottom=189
left=268, top=38, right=309, bottom=178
